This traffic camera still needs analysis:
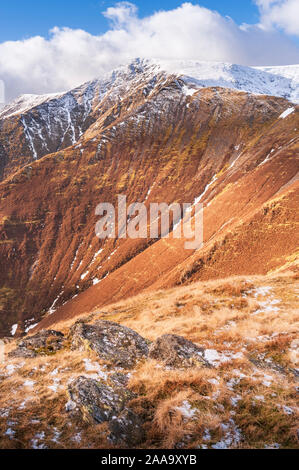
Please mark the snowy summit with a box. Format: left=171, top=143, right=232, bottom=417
left=1, top=59, right=299, bottom=120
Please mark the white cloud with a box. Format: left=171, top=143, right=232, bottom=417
left=255, top=0, right=299, bottom=35
left=0, top=2, right=298, bottom=102
left=104, top=1, right=138, bottom=27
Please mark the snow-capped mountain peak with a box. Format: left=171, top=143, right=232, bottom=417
left=0, top=92, right=64, bottom=119
left=0, top=58, right=298, bottom=178
left=1, top=59, right=299, bottom=120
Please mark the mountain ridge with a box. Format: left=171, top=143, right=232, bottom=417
left=1, top=58, right=298, bottom=183
left=2, top=58, right=299, bottom=117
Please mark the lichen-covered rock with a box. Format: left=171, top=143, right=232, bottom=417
left=8, top=347, right=36, bottom=358
left=109, top=372, right=130, bottom=388
left=8, top=329, right=65, bottom=358
left=66, top=376, right=135, bottom=424
left=69, top=321, right=149, bottom=368
left=109, top=409, right=145, bottom=446
left=149, top=334, right=211, bottom=368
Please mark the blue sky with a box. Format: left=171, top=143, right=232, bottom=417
left=0, top=1, right=261, bottom=42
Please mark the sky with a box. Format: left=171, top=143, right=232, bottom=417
left=0, top=1, right=262, bottom=42
left=0, top=1, right=298, bottom=102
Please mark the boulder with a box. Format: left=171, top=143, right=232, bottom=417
left=149, top=334, right=211, bottom=368
left=8, top=329, right=65, bottom=358
left=8, top=347, right=36, bottom=358
left=66, top=376, right=135, bottom=424
left=69, top=320, right=149, bottom=368
left=109, top=409, right=145, bottom=446
left=109, top=372, right=130, bottom=388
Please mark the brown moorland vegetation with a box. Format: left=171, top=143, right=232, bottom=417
left=0, top=271, right=298, bottom=449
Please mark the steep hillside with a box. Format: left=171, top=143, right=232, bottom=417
left=37, top=179, right=298, bottom=332
left=0, top=60, right=298, bottom=337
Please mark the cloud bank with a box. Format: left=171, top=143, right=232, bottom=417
left=255, top=0, right=299, bottom=36
left=1, top=1, right=299, bottom=102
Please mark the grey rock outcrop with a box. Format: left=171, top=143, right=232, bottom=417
left=149, top=334, right=211, bottom=368
left=108, top=409, right=145, bottom=446
left=66, top=376, right=135, bottom=424
left=8, top=329, right=65, bottom=358
left=69, top=320, right=149, bottom=368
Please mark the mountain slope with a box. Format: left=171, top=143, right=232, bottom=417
left=36, top=164, right=299, bottom=332
left=0, top=63, right=298, bottom=336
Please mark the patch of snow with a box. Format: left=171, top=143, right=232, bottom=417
left=95, top=272, right=110, bottom=284
left=204, top=349, right=243, bottom=367
left=90, top=247, right=104, bottom=265
left=265, top=443, right=280, bottom=449
left=5, top=428, right=15, bottom=439
left=65, top=400, right=77, bottom=412
left=23, top=380, right=35, bottom=388
left=80, top=270, right=89, bottom=280
left=52, top=427, right=62, bottom=444
left=231, top=395, right=242, bottom=407
left=175, top=400, right=197, bottom=419
left=253, top=286, right=273, bottom=297
left=226, top=377, right=242, bottom=391
left=71, top=432, right=82, bottom=443
left=254, top=395, right=265, bottom=402
left=31, top=432, right=46, bottom=449
left=20, top=116, right=38, bottom=159
left=279, top=107, right=295, bottom=119
left=232, top=370, right=247, bottom=379
left=252, top=298, right=280, bottom=316
left=70, top=244, right=82, bottom=270
left=83, top=359, right=108, bottom=380
left=48, top=291, right=64, bottom=315
left=207, top=378, right=220, bottom=386
left=48, top=378, right=61, bottom=392
left=229, top=153, right=243, bottom=169
left=11, top=324, right=18, bottom=336
left=6, top=364, right=17, bottom=375
left=182, top=85, right=198, bottom=96
left=18, top=399, right=31, bottom=410
left=282, top=406, right=294, bottom=415
left=144, top=182, right=156, bottom=202
left=193, top=174, right=218, bottom=205
left=107, top=248, right=118, bottom=261
left=203, top=429, right=211, bottom=442
left=258, top=149, right=276, bottom=167
left=0, top=408, right=10, bottom=418
left=25, top=322, right=38, bottom=333
left=212, top=419, right=242, bottom=449
left=251, top=286, right=280, bottom=316
left=262, top=375, right=273, bottom=387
